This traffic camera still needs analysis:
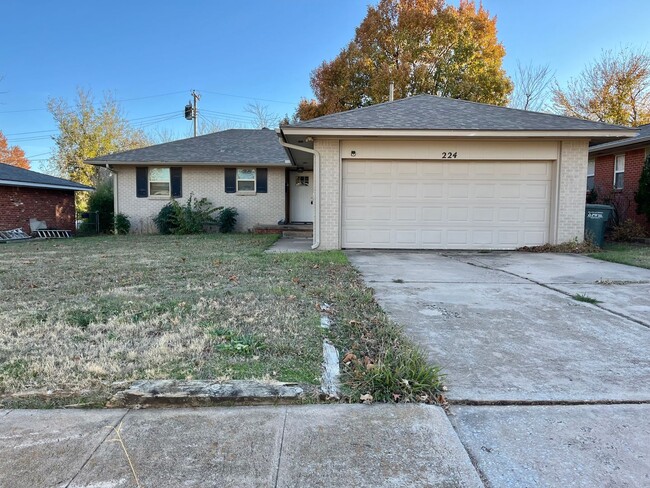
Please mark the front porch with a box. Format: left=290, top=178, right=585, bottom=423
left=253, top=223, right=313, bottom=239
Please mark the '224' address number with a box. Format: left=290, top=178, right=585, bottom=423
left=441, top=152, right=458, bottom=159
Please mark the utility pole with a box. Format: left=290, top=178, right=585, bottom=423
left=191, top=90, right=200, bottom=137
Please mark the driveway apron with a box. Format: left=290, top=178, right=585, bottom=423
left=348, top=251, right=650, bottom=487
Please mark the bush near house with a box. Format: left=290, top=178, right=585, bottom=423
left=635, top=155, right=650, bottom=222
left=113, top=213, right=131, bottom=235
left=154, top=195, right=221, bottom=235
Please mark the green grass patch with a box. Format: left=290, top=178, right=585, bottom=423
left=571, top=293, right=601, bottom=304
left=590, top=243, right=650, bottom=270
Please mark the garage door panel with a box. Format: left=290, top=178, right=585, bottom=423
left=342, top=160, right=552, bottom=250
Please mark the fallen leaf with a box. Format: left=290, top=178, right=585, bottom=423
left=342, top=352, right=357, bottom=363
left=360, top=393, right=373, bottom=404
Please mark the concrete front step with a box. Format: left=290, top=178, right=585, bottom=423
left=283, top=230, right=313, bottom=238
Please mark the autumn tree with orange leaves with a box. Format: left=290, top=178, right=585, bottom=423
left=0, top=131, right=30, bottom=169
left=295, top=0, right=512, bottom=121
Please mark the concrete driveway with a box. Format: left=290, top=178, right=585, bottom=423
left=348, top=251, right=650, bottom=487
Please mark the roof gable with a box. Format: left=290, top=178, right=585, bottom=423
left=0, top=163, right=93, bottom=191
left=286, top=94, right=632, bottom=132
left=87, top=128, right=289, bottom=165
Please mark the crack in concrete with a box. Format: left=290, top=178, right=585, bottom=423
left=64, top=410, right=130, bottom=488
left=449, top=399, right=650, bottom=407
left=460, top=256, right=650, bottom=330
left=272, top=408, right=289, bottom=488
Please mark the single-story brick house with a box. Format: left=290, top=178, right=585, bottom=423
left=87, top=95, right=634, bottom=250
left=588, top=123, right=649, bottom=229
left=0, top=163, right=93, bottom=234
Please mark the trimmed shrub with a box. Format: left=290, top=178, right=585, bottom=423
left=217, top=207, right=238, bottom=233
left=87, top=181, right=114, bottom=233
left=114, top=213, right=131, bottom=235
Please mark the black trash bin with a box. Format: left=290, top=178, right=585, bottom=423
left=585, top=204, right=614, bottom=247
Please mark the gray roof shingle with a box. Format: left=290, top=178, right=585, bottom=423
left=0, top=163, right=93, bottom=191
left=589, top=123, right=650, bottom=153
left=286, top=94, right=632, bottom=131
left=87, top=128, right=289, bottom=165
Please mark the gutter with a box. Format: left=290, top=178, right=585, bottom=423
left=0, top=179, right=93, bottom=192
left=276, top=133, right=321, bottom=250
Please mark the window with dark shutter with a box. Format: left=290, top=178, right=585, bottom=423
left=170, top=167, right=182, bottom=198
left=225, top=168, right=236, bottom=193
left=256, top=168, right=268, bottom=193
left=136, top=167, right=148, bottom=198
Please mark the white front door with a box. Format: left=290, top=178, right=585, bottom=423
left=290, top=171, right=314, bottom=223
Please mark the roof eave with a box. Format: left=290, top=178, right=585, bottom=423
left=589, top=136, right=650, bottom=155
left=87, top=160, right=291, bottom=167
left=280, top=128, right=638, bottom=139
left=0, top=179, right=93, bottom=191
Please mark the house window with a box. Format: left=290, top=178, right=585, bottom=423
left=149, top=168, right=171, bottom=196
left=587, top=160, right=595, bottom=191
left=237, top=168, right=256, bottom=192
left=614, top=155, right=625, bottom=190
left=295, top=175, right=310, bottom=186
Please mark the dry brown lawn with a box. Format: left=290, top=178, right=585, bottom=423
left=0, top=234, right=442, bottom=408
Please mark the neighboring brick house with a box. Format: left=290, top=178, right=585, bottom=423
left=588, top=124, right=650, bottom=229
left=88, top=96, right=634, bottom=249
left=0, top=163, right=93, bottom=234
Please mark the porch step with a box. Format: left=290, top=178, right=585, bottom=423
left=283, top=230, right=313, bottom=238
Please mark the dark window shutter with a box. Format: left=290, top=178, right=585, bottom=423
left=225, top=168, right=236, bottom=193
left=256, top=168, right=267, bottom=193
left=170, top=167, right=182, bottom=198
left=136, top=167, right=148, bottom=198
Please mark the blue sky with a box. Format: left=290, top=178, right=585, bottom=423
left=1, top=0, right=648, bottom=172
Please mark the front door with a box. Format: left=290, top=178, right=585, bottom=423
left=290, top=171, right=314, bottom=223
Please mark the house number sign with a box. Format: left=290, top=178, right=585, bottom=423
left=441, top=152, right=458, bottom=159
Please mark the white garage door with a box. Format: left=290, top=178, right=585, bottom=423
left=342, top=160, right=553, bottom=249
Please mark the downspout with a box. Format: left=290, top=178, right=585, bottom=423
left=276, top=136, right=321, bottom=250
left=105, top=164, right=118, bottom=215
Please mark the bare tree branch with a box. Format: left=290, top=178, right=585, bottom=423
left=243, top=101, right=280, bottom=129
left=510, top=61, right=554, bottom=111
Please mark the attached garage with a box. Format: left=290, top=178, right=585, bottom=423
left=342, top=159, right=553, bottom=249
left=279, top=94, right=636, bottom=251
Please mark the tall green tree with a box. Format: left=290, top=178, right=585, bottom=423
left=553, top=47, right=650, bottom=126
left=48, top=88, right=149, bottom=187
left=636, top=155, right=650, bottom=222
left=296, top=0, right=512, bottom=121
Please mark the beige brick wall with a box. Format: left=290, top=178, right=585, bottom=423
left=314, top=139, right=340, bottom=250
left=114, top=166, right=286, bottom=233
left=557, top=139, right=589, bottom=243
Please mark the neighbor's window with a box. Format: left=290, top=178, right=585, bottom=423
left=149, top=167, right=171, bottom=196
left=614, top=155, right=625, bottom=190
left=587, top=160, right=595, bottom=191
left=237, top=168, right=256, bottom=192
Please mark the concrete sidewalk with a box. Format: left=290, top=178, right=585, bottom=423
left=0, top=404, right=482, bottom=488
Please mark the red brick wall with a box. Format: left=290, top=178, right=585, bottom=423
left=0, top=186, right=76, bottom=233
left=593, top=148, right=649, bottom=228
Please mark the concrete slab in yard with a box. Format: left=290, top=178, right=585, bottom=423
left=0, top=409, right=127, bottom=488
left=452, top=404, right=650, bottom=488
left=349, top=252, right=650, bottom=402
left=70, top=406, right=286, bottom=488
left=276, top=404, right=483, bottom=488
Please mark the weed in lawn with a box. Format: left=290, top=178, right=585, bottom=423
left=572, top=293, right=601, bottom=304
left=66, top=309, right=94, bottom=329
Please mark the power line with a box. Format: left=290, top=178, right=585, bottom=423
left=200, top=90, right=295, bottom=106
